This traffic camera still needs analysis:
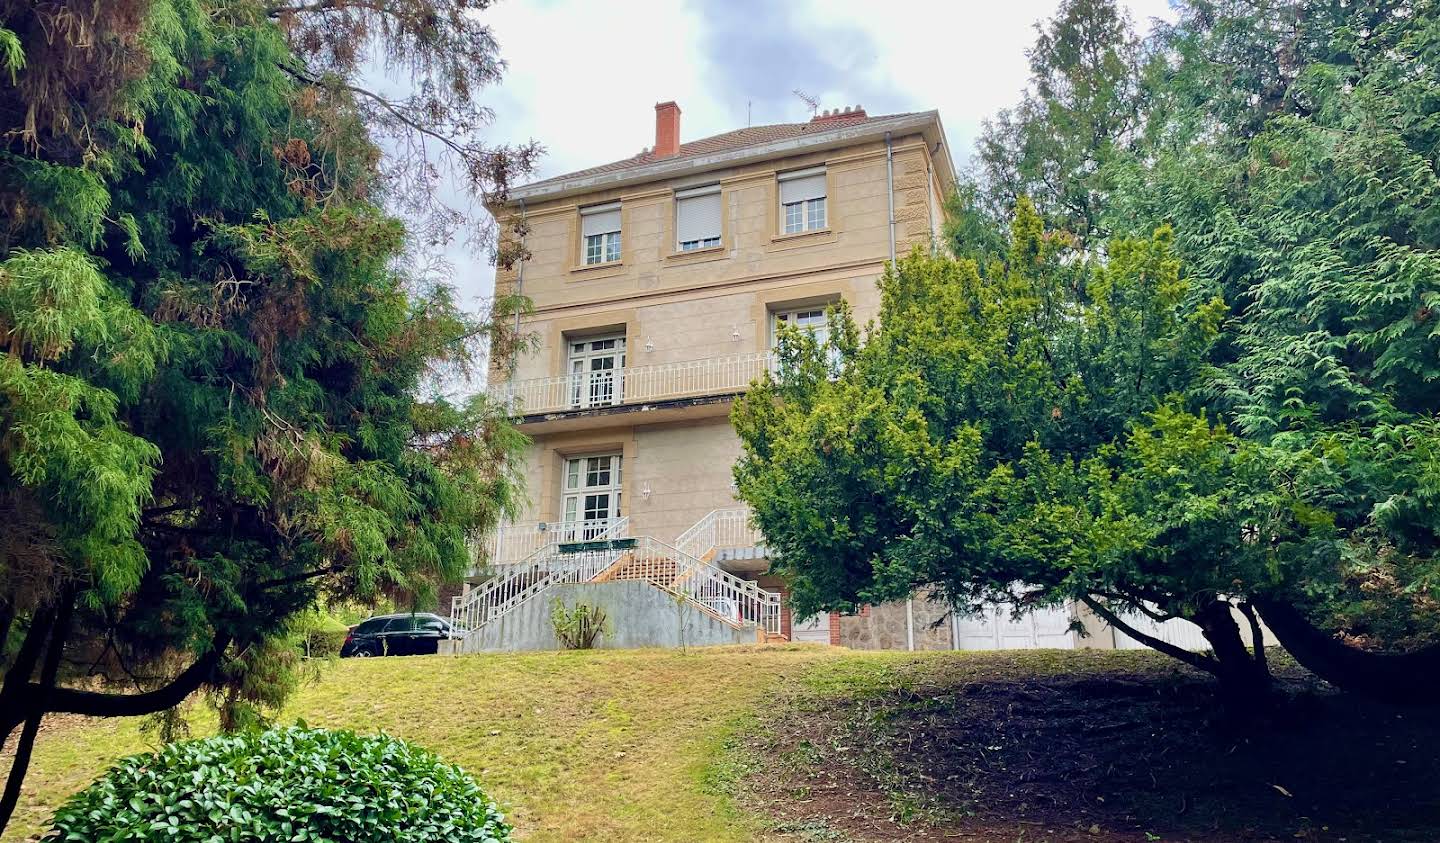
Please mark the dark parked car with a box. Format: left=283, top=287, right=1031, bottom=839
left=340, top=613, right=458, bottom=657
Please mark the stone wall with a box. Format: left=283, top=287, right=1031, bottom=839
left=837, top=592, right=956, bottom=651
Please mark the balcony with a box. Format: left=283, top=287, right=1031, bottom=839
left=483, top=508, right=769, bottom=574
left=502, top=351, right=773, bottom=423
left=486, top=517, right=629, bottom=568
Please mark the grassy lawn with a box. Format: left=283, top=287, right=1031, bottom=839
left=9, top=646, right=1437, bottom=842
left=5, top=645, right=848, bottom=842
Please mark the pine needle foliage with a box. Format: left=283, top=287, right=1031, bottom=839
left=0, top=1, right=533, bottom=824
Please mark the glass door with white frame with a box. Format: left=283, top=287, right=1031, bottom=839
left=771, top=305, right=840, bottom=373
left=772, top=307, right=831, bottom=346
left=560, top=454, right=623, bottom=541
left=567, top=335, right=626, bottom=409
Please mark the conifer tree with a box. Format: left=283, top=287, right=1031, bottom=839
left=0, top=1, right=535, bottom=827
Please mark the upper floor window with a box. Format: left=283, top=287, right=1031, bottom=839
left=580, top=202, right=621, bottom=265
left=778, top=167, right=826, bottom=234
left=675, top=184, right=722, bottom=252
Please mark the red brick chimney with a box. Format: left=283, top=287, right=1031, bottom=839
left=810, top=104, right=867, bottom=124
left=654, top=101, right=681, bottom=157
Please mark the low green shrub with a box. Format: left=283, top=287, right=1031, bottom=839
left=288, top=610, right=352, bottom=658
left=45, top=726, right=511, bottom=842
left=550, top=599, right=611, bottom=649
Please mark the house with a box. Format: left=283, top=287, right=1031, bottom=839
left=449, top=101, right=1247, bottom=654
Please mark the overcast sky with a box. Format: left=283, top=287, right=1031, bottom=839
left=437, top=0, right=1176, bottom=329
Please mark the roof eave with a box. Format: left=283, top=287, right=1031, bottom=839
left=504, top=111, right=944, bottom=207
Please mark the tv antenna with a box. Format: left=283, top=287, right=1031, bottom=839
left=792, top=89, right=820, bottom=117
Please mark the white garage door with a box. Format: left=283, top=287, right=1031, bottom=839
left=1113, top=612, right=1211, bottom=650
left=791, top=612, right=831, bottom=644
left=955, top=603, right=1075, bottom=650
left=1111, top=603, right=1271, bottom=651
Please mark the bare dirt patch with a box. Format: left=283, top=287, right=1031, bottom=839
left=742, top=649, right=1440, bottom=842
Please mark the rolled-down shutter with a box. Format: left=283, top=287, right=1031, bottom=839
left=675, top=185, right=722, bottom=245
left=580, top=202, right=621, bottom=237
left=778, top=168, right=826, bottom=205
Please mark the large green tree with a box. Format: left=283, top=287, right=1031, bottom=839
left=735, top=205, right=1297, bottom=705
left=1104, top=0, right=1440, bottom=690
left=0, top=1, right=534, bottom=828
left=974, top=0, right=1150, bottom=247
left=740, top=0, right=1440, bottom=708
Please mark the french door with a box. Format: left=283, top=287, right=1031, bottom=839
left=560, top=454, right=623, bottom=541
left=567, top=335, right=625, bottom=409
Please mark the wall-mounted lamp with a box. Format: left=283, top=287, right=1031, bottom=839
left=731, top=325, right=742, bottom=341
left=644, top=339, right=655, bottom=352
left=640, top=484, right=652, bottom=501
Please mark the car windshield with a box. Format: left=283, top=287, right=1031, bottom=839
left=354, top=619, right=387, bottom=634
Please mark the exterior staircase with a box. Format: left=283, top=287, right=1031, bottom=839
left=450, top=510, right=781, bottom=648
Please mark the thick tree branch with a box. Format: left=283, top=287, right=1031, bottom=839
left=0, top=586, right=73, bottom=831
left=268, top=0, right=389, bottom=17
left=257, top=566, right=339, bottom=590
left=1082, top=595, right=1220, bottom=674
left=0, top=605, right=56, bottom=747
left=1253, top=597, right=1440, bottom=704
left=1237, top=600, right=1270, bottom=680
left=277, top=62, right=470, bottom=162
left=3, top=635, right=230, bottom=733
left=1089, top=589, right=1178, bottom=622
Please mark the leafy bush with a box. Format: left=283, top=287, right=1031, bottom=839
left=293, top=611, right=352, bottom=658
left=550, top=599, right=611, bottom=649
left=45, top=726, right=511, bottom=842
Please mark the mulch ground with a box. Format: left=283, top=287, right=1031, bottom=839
left=742, top=649, right=1440, bottom=842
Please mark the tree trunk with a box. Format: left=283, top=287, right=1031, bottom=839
left=1253, top=597, right=1440, bottom=704
left=0, top=587, right=73, bottom=833
left=1193, top=600, right=1272, bottom=712
left=0, top=606, right=55, bottom=749
left=0, top=596, right=14, bottom=662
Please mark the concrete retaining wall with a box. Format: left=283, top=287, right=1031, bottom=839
left=459, top=581, right=753, bottom=653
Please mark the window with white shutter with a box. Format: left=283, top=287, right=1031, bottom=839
left=778, top=168, right=827, bottom=234
left=580, top=202, right=621, bottom=265
left=675, top=185, right=722, bottom=251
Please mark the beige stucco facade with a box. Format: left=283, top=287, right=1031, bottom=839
left=487, top=109, right=955, bottom=556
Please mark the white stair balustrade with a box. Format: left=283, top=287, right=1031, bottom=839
left=452, top=536, right=630, bottom=634
left=637, top=537, right=781, bottom=635
left=674, top=507, right=763, bottom=561
left=450, top=529, right=782, bottom=646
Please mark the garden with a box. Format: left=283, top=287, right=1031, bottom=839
left=2, top=0, right=1438, bottom=840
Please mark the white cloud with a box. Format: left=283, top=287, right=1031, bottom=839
left=441, top=0, right=1178, bottom=361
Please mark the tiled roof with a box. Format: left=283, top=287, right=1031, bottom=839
left=519, top=110, right=918, bottom=193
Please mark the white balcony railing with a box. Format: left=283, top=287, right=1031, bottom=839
left=487, top=517, right=628, bottom=568
left=504, top=351, right=774, bottom=415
